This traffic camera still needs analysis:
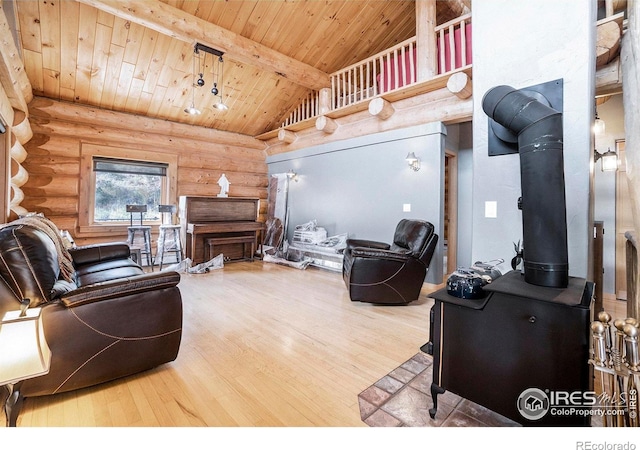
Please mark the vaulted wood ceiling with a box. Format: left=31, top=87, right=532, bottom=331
left=11, top=0, right=470, bottom=137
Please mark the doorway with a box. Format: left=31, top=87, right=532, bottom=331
left=444, top=151, right=458, bottom=279
left=615, top=139, right=631, bottom=300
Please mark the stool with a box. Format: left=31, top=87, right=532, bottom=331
left=155, top=204, right=183, bottom=270
left=127, top=226, right=153, bottom=268
left=156, top=225, right=183, bottom=269
left=126, top=204, right=153, bottom=269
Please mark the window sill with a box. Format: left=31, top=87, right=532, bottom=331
left=77, top=222, right=163, bottom=238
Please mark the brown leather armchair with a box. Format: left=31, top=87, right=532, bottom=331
left=0, top=217, right=182, bottom=425
left=342, top=219, right=438, bottom=305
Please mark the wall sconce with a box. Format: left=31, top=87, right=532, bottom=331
left=405, top=152, right=420, bottom=171
left=286, top=169, right=298, bottom=182
left=594, top=148, right=618, bottom=172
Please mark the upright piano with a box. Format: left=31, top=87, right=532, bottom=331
left=179, top=196, right=263, bottom=264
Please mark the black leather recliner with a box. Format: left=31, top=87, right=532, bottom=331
left=0, top=216, right=182, bottom=425
left=342, top=219, right=438, bottom=305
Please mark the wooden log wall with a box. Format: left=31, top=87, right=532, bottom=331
left=0, top=5, right=34, bottom=221
left=24, top=97, right=268, bottom=245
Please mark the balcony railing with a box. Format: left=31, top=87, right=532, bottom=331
left=281, top=91, right=321, bottom=128
left=279, top=13, right=472, bottom=129
left=332, top=37, right=417, bottom=110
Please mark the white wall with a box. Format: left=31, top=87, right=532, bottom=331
left=471, top=0, right=596, bottom=279
left=267, top=122, right=447, bottom=283
left=594, top=94, right=625, bottom=294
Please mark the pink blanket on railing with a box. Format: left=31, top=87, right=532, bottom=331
left=437, top=22, right=472, bottom=74
left=377, top=22, right=472, bottom=94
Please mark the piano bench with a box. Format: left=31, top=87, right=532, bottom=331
left=205, top=236, right=257, bottom=262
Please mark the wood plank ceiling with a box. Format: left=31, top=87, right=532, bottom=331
left=12, top=0, right=469, bottom=137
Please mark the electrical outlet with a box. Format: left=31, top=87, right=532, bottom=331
left=403, top=203, right=411, bottom=212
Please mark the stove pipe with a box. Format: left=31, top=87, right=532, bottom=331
left=482, top=85, right=568, bottom=288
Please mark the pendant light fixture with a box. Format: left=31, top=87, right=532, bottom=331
left=593, top=103, right=605, bottom=135
left=184, top=48, right=201, bottom=115
left=213, top=55, right=228, bottom=111
left=185, top=43, right=229, bottom=114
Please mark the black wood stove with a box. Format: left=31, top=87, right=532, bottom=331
left=423, top=270, right=593, bottom=426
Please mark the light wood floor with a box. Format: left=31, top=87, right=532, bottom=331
left=15, top=262, right=439, bottom=427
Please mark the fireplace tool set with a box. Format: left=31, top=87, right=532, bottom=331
left=590, top=311, right=640, bottom=426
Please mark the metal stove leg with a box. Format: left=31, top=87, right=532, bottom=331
left=429, top=382, right=446, bottom=419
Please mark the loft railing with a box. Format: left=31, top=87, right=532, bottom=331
left=281, top=91, right=320, bottom=127
left=435, top=13, right=472, bottom=76
left=279, top=13, right=472, bottom=129
left=332, top=37, right=417, bottom=110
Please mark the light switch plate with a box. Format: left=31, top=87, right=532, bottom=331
left=403, top=204, right=411, bottom=212
left=485, top=201, right=497, bottom=218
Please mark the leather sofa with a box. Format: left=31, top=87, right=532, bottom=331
left=342, top=219, right=438, bottom=305
left=0, top=217, right=182, bottom=425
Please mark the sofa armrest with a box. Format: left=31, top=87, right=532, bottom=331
left=346, top=239, right=390, bottom=252
left=351, top=247, right=411, bottom=263
left=61, top=271, right=181, bottom=308
left=69, top=242, right=131, bottom=267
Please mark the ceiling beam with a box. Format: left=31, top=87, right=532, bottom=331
left=75, top=0, right=331, bottom=91
left=0, top=4, right=32, bottom=114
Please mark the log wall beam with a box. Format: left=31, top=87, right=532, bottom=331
left=596, top=19, right=622, bottom=68
left=416, top=0, right=437, bottom=81
left=0, top=6, right=34, bottom=220
left=76, top=0, right=331, bottom=91
left=447, top=72, right=472, bottom=99
left=266, top=88, right=472, bottom=156
left=315, top=116, right=338, bottom=134
left=368, top=98, right=395, bottom=120
left=596, top=57, right=623, bottom=96
left=0, top=5, right=32, bottom=113
left=277, top=129, right=297, bottom=144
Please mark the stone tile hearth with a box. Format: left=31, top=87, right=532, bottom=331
left=358, top=352, right=520, bottom=427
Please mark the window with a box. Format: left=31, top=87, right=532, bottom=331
left=79, top=144, right=178, bottom=235
left=93, top=157, right=168, bottom=222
